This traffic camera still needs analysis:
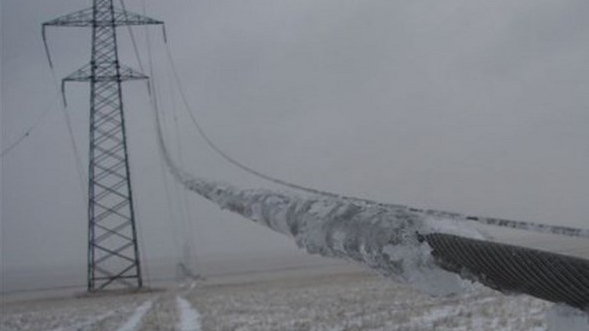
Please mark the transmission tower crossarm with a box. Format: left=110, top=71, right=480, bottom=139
left=42, top=6, right=162, bottom=27
left=63, top=64, right=149, bottom=82
left=61, top=64, right=149, bottom=106
left=42, top=4, right=164, bottom=72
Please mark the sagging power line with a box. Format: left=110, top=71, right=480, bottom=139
left=0, top=92, right=61, bottom=158
left=161, top=39, right=589, bottom=240
left=36, top=0, right=589, bottom=313
left=146, top=30, right=589, bottom=312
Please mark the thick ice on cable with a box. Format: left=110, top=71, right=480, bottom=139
left=176, top=172, right=484, bottom=296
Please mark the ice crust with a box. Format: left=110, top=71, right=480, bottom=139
left=175, top=172, right=480, bottom=296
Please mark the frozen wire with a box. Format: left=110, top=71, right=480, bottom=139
left=137, top=1, right=168, bottom=329
left=166, top=56, right=200, bottom=278
left=161, top=41, right=589, bottom=239
left=42, top=44, right=87, bottom=198
left=154, top=56, right=188, bottom=278
left=135, top=0, right=154, bottom=290
left=59, top=98, right=87, bottom=196
left=156, top=149, right=589, bottom=311
left=130, top=3, right=589, bottom=313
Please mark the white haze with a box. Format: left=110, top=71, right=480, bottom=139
left=1, top=0, right=589, bottom=291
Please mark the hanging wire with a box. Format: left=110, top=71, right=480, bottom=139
left=0, top=91, right=61, bottom=158
left=158, top=103, right=184, bottom=280
left=59, top=99, right=87, bottom=195
left=153, top=48, right=187, bottom=280
left=126, top=0, right=202, bottom=280
left=43, top=42, right=88, bottom=199
left=132, top=3, right=589, bottom=313
left=119, top=0, right=145, bottom=73
left=136, top=1, right=169, bottom=328
left=131, top=0, right=154, bottom=290
left=165, top=49, right=201, bottom=279
left=161, top=41, right=589, bottom=239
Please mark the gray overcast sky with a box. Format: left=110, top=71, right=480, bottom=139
left=2, top=0, right=589, bottom=278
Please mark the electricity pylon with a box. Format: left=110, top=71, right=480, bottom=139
left=42, top=0, right=164, bottom=291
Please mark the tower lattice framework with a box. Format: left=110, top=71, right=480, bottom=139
left=43, top=0, right=163, bottom=291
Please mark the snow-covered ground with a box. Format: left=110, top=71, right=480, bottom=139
left=3, top=263, right=585, bottom=331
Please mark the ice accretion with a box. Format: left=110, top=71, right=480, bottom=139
left=155, top=110, right=589, bottom=321
left=174, top=168, right=484, bottom=296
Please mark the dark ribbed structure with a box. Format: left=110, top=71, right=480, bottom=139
left=425, top=233, right=589, bottom=311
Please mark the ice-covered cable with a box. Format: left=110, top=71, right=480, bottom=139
left=152, top=79, right=589, bottom=310
left=155, top=106, right=475, bottom=295
left=162, top=42, right=589, bottom=239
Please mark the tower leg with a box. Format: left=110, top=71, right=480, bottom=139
left=43, top=0, right=164, bottom=292
left=86, top=0, right=142, bottom=291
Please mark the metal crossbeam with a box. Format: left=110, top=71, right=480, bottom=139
left=43, top=6, right=162, bottom=27
left=43, top=0, right=164, bottom=292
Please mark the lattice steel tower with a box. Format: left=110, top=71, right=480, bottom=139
left=42, top=0, right=164, bottom=291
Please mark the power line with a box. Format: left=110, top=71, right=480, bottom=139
left=42, top=29, right=88, bottom=199
left=158, top=140, right=589, bottom=311
left=133, top=2, right=166, bottom=328
left=0, top=91, right=61, bottom=158
left=119, top=0, right=146, bottom=73
left=160, top=41, right=589, bottom=239
left=58, top=96, right=87, bottom=196
left=113, top=3, right=589, bottom=313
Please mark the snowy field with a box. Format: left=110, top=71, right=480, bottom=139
left=4, top=263, right=581, bottom=331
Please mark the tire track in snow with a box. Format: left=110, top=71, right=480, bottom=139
left=178, top=280, right=198, bottom=296
left=176, top=295, right=202, bottom=331
left=48, top=310, right=117, bottom=331
left=115, top=298, right=154, bottom=331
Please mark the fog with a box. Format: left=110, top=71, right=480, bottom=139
left=2, top=0, right=588, bottom=290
